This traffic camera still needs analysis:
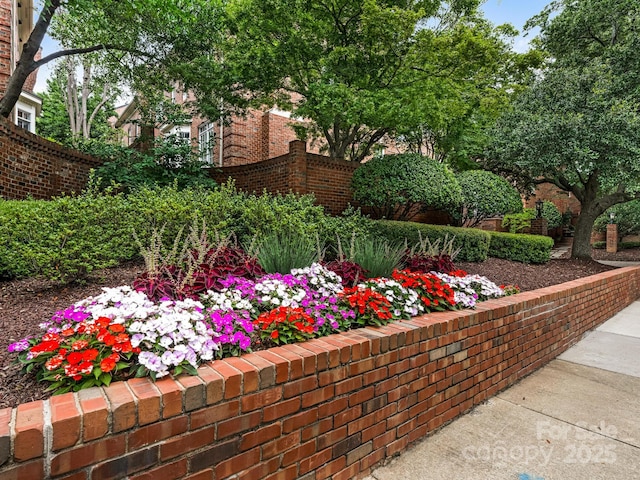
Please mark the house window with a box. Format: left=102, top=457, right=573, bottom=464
left=16, top=109, right=31, bottom=131
left=198, top=122, right=214, bottom=164
left=178, top=130, right=190, bottom=142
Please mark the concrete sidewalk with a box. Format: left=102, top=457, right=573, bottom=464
left=364, top=300, right=640, bottom=480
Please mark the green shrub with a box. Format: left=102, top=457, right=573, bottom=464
left=502, top=209, right=536, bottom=233
left=351, top=153, right=462, bottom=221
left=592, top=241, right=606, bottom=249
left=488, top=232, right=554, bottom=264
left=0, top=192, right=137, bottom=282
left=542, top=201, right=562, bottom=229
left=594, top=200, right=640, bottom=237
left=593, top=241, right=640, bottom=250
left=369, top=220, right=490, bottom=262
left=89, top=136, right=218, bottom=193
left=457, top=170, right=523, bottom=227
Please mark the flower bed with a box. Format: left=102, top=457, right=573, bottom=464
left=1, top=267, right=638, bottom=480
left=8, top=264, right=514, bottom=395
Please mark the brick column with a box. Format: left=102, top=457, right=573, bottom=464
left=606, top=224, right=618, bottom=253
left=530, top=218, right=548, bottom=236
left=287, top=140, right=308, bottom=195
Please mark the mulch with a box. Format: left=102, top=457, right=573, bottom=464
left=1, top=250, right=637, bottom=409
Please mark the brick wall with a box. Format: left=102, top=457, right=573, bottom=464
left=212, top=140, right=359, bottom=216
left=526, top=183, right=581, bottom=216
left=1, top=267, right=639, bottom=480
left=0, top=117, right=103, bottom=199
left=0, top=0, right=10, bottom=96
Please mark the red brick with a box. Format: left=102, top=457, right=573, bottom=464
left=128, top=377, right=162, bottom=425
left=211, top=361, right=243, bottom=399
left=262, top=432, right=301, bottom=459
left=302, top=417, right=333, bottom=442
left=299, top=447, right=333, bottom=475
left=50, top=435, right=126, bottom=476
left=263, top=396, right=301, bottom=422
left=282, top=438, right=316, bottom=466
left=242, top=353, right=277, bottom=388
left=283, top=344, right=318, bottom=375
left=77, top=388, right=109, bottom=441
left=315, top=457, right=346, bottom=480
left=160, top=426, right=215, bottom=461
left=302, top=385, right=334, bottom=408
left=196, top=364, right=224, bottom=405
left=253, top=350, right=290, bottom=383
left=104, top=381, right=137, bottom=432
left=129, top=459, right=188, bottom=480
left=14, top=401, right=44, bottom=461
left=268, top=347, right=304, bottom=380
left=283, top=408, right=319, bottom=433
left=128, top=416, right=188, bottom=450
left=0, top=459, right=44, bottom=480
left=214, top=447, right=260, bottom=478
left=176, top=374, right=206, bottom=411
left=263, top=464, right=298, bottom=480
left=217, top=411, right=261, bottom=439
left=240, top=423, right=282, bottom=451
left=154, top=377, right=184, bottom=418
left=191, top=400, right=239, bottom=429
left=238, top=456, right=280, bottom=480
left=50, top=393, right=81, bottom=451
left=241, top=387, right=283, bottom=412
left=224, top=357, right=260, bottom=394
left=283, top=376, right=318, bottom=399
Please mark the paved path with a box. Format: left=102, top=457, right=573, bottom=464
left=364, top=301, right=640, bottom=480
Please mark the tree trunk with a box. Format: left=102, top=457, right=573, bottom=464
left=571, top=202, right=601, bottom=259
left=0, top=0, right=61, bottom=118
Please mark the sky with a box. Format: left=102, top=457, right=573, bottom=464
left=33, top=0, right=551, bottom=94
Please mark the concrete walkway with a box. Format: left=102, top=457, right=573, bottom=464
left=364, top=301, right=640, bottom=480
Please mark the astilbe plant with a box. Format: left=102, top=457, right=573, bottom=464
left=133, top=223, right=264, bottom=301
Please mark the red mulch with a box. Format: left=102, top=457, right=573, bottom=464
left=1, top=250, right=637, bottom=409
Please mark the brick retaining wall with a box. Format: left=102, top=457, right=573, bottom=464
left=0, top=118, right=103, bottom=199
left=1, top=267, right=639, bottom=480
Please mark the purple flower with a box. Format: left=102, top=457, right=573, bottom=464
left=8, top=338, right=30, bottom=353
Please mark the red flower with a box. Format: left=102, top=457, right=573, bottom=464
left=45, top=355, right=64, bottom=371
left=61, top=328, right=75, bottom=337
left=82, top=349, right=99, bottom=362
left=95, top=317, right=111, bottom=328
left=270, top=330, right=279, bottom=339
left=100, top=357, right=117, bottom=373
left=109, top=324, right=125, bottom=334
left=71, top=340, right=89, bottom=351
left=30, top=340, right=60, bottom=356
left=66, top=351, right=83, bottom=365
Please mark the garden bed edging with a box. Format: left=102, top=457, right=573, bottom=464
left=1, top=266, right=639, bottom=480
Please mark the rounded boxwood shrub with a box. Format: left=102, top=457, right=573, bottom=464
left=352, top=153, right=462, bottom=221
left=457, top=170, right=523, bottom=227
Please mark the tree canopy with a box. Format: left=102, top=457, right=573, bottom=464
left=494, top=0, right=640, bottom=259
left=177, top=0, right=536, bottom=162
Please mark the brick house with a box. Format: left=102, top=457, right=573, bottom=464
left=0, top=0, right=41, bottom=133
left=114, top=87, right=322, bottom=167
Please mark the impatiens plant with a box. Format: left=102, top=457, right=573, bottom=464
left=206, top=308, right=254, bottom=358
left=340, top=287, right=393, bottom=327
left=254, top=306, right=317, bottom=346
left=391, top=270, right=457, bottom=312
left=360, top=278, right=424, bottom=320
left=9, top=316, right=138, bottom=394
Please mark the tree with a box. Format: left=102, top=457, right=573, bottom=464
left=486, top=65, right=640, bottom=259
left=38, top=58, right=118, bottom=146
left=456, top=170, right=522, bottom=227
left=184, top=0, right=525, bottom=162
left=0, top=0, right=225, bottom=118
left=351, top=153, right=462, bottom=221
left=487, top=0, right=640, bottom=259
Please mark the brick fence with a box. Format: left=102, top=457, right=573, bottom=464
left=211, top=140, right=358, bottom=216
left=1, top=267, right=638, bottom=480
left=0, top=118, right=103, bottom=199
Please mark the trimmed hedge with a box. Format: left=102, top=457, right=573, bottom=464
left=0, top=185, right=372, bottom=282
left=369, top=220, right=491, bottom=262
left=488, top=231, right=554, bottom=264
